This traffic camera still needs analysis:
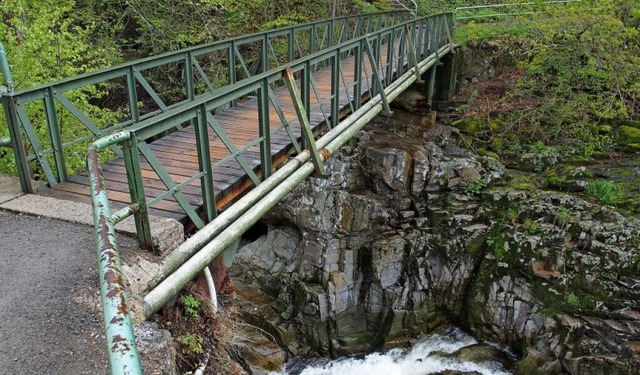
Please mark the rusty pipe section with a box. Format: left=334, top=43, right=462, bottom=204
left=87, top=131, right=143, bottom=375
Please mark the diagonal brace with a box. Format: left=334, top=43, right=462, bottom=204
left=364, top=38, right=393, bottom=116
left=403, top=24, right=423, bottom=84
left=282, top=66, right=328, bottom=177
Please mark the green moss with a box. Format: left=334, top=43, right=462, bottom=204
left=489, top=137, right=505, bottom=152
left=467, top=233, right=488, bottom=255
left=617, top=126, right=640, bottom=146
left=451, top=116, right=488, bottom=134
left=598, top=124, right=612, bottom=134
left=514, top=357, right=546, bottom=375
left=543, top=170, right=571, bottom=190
left=505, top=174, right=536, bottom=191
left=625, top=143, right=640, bottom=151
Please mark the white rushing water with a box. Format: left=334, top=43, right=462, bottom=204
left=271, top=329, right=511, bottom=375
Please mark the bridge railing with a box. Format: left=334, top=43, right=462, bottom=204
left=455, top=0, right=581, bottom=21
left=88, top=12, right=453, bottom=374
left=92, top=12, right=454, bottom=249
left=0, top=10, right=414, bottom=193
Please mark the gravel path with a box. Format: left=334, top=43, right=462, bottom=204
left=0, top=210, right=138, bottom=374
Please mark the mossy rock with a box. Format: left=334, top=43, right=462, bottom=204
left=476, top=147, right=500, bottom=159
left=616, top=126, right=640, bottom=147
left=489, top=137, right=505, bottom=152
left=450, top=116, right=487, bottom=134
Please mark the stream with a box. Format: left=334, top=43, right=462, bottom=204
left=271, top=328, right=511, bottom=375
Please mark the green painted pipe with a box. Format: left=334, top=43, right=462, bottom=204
left=87, top=131, right=143, bottom=375
left=0, top=42, right=13, bottom=93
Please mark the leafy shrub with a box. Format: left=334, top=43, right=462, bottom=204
left=465, top=178, right=487, bottom=195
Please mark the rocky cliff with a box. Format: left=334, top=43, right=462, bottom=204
left=230, top=115, right=640, bottom=374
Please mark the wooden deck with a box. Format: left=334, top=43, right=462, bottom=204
left=40, top=45, right=396, bottom=225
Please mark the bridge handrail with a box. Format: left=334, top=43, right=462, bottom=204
left=455, top=0, right=581, bottom=20
left=1, top=10, right=414, bottom=193
left=88, top=12, right=454, bottom=374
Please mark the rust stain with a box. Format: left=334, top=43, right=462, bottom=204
left=320, top=148, right=331, bottom=160
left=111, top=335, right=125, bottom=344
left=117, top=298, right=129, bottom=315
left=110, top=316, right=125, bottom=325
left=110, top=335, right=132, bottom=354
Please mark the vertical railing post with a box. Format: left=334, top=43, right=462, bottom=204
left=427, top=63, right=437, bottom=108
left=258, top=77, right=271, bottom=179
left=195, top=104, right=216, bottom=222
left=1, top=42, right=33, bottom=193
left=300, top=61, right=311, bottom=150
left=0, top=41, right=13, bottom=93
left=122, top=137, right=154, bottom=250
left=310, top=24, right=317, bottom=57
left=262, top=34, right=268, bottom=74
left=229, top=43, right=236, bottom=107
left=44, top=87, right=66, bottom=183
left=328, top=19, right=334, bottom=48
left=376, top=29, right=382, bottom=73
left=288, top=29, right=295, bottom=62
left=2, top=96, right=33, bottom=192
left=126, top=67, right=140, bottom=123
left=354, top=41, right=362, bottom=110
left=185, top=52, right=195, bottom=101
left=330, top=48, right=340, bottom=128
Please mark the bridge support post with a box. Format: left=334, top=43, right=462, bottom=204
left=122, top=138, right=154, bottom=250
left=431, top=48, right=461, bottom=107
left=425, top=64, right=438, bottom=108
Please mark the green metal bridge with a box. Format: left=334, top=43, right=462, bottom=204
left=0, top=11, right=455, bottom=374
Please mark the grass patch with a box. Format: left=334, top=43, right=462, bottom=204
left=585, top=180, right=623, bottom=205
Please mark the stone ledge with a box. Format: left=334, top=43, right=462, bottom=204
left=0, top=194, right=184, bottom=254
left=0, top=174, right=47, bottom=205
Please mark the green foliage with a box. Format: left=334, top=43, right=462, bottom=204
left=0, top=0, right=116, bottom=90
left=522, top=218, right=539, bottom=234
left=181, top=294, right=202, bottom=319
left=179, top=333, right=204, bottom=355
left=585, top=180, right=623, bottom=205
left=555, top=207, right=572, bottom=226
left=465, top=178, right=487, bottom=195
left=514, top=1, right=639, bottom=155
left=0, top=0, right=122, bottom=177
left=456, top=1, right=639, bottom=159
left=566, top=292, right=579, bottom=307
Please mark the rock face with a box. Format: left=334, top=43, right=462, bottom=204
left=231, top=117, right=640, bottom=374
